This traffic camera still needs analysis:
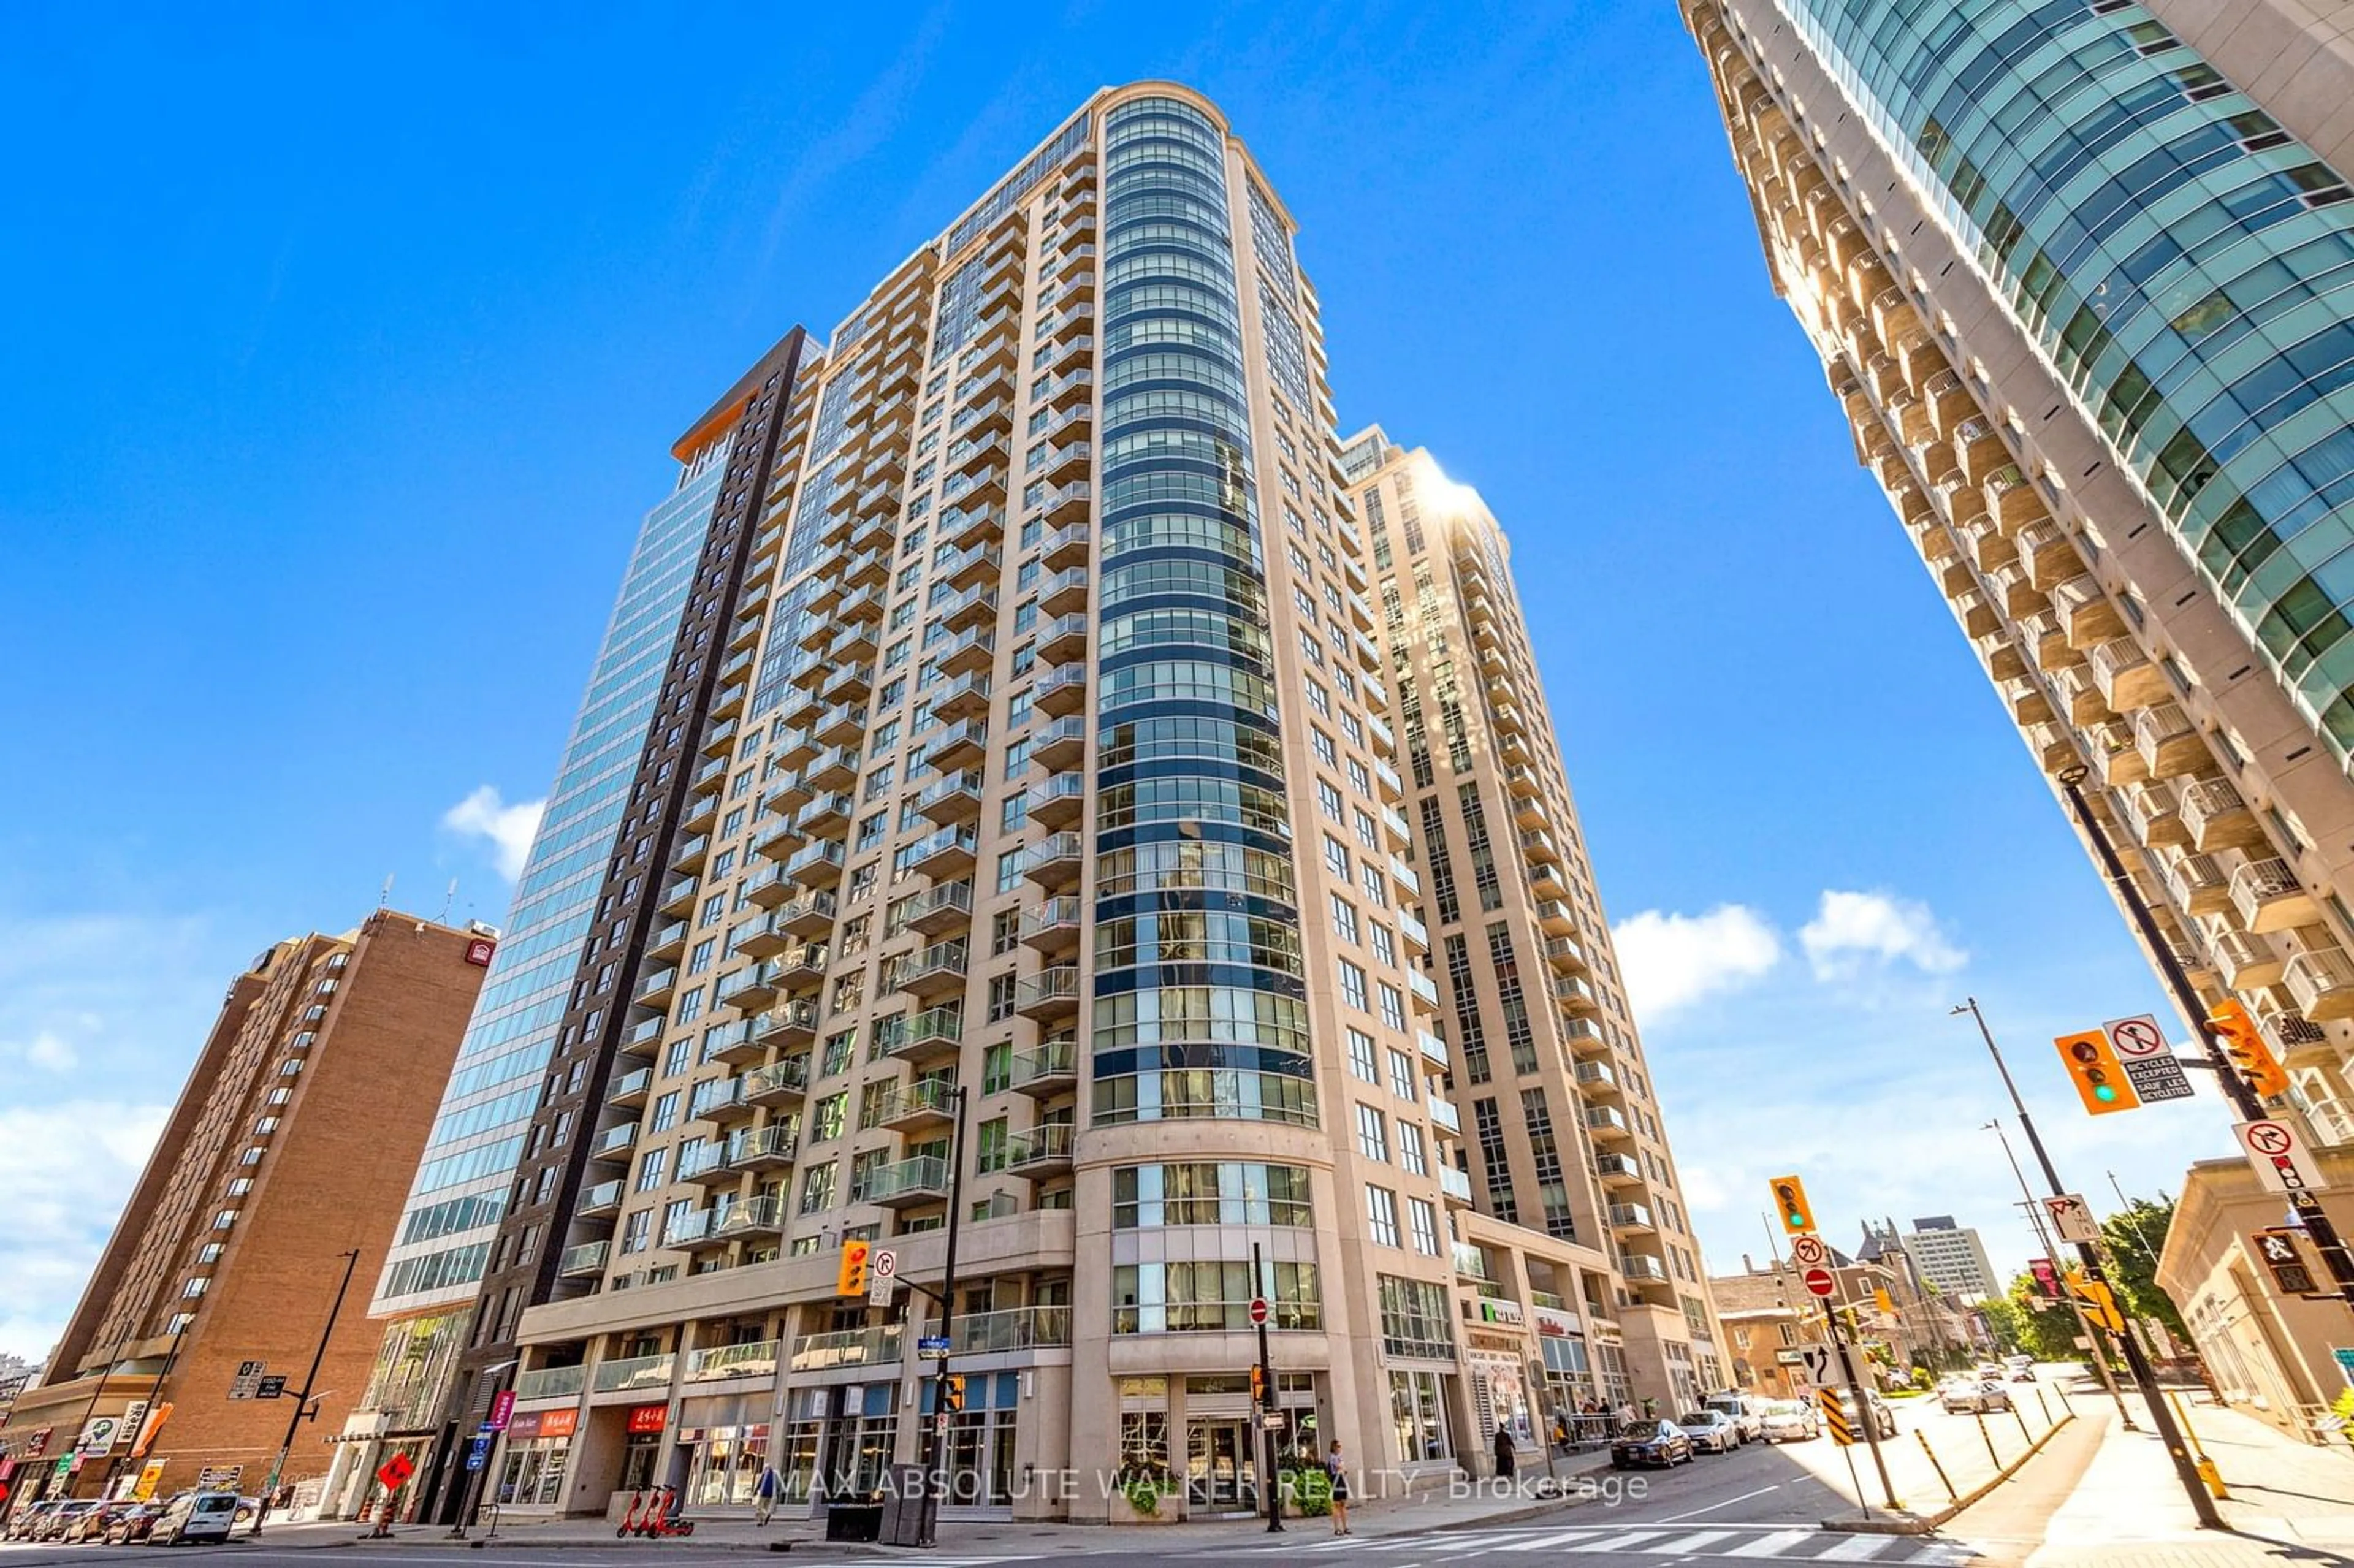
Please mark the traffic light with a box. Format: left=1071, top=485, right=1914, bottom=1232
left=2054, top=1029, right=2142, bottom=1116
left=836, top=1239, right=871, bottom=1298
left=2207, top=999, right=2290, bottom=1098
left=1873, top=1287, right=1895, bottom=1318
left=940, top=1374, right=966, bottom=1413
left=2252, top=1228, right=2317, bottom=1296
left=1249, top=1364, right=1265, bottom=1406
left=1769, top=1174, right=1815, bottom=1235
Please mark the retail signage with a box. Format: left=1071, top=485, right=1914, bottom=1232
left=626, top=1404, right=668, bottom=1435
left=504, top=1412, right=543, bottom=1440
left=486, top=1390, right=516, bottom=1431
left=1532, top=1306, right=1579, bottom=1338
left=538, top=1408, right=578, bottom=1439
left=465, top=938, right=497, bottom=967
left=1477, top=1297, right=1525, bottom=1326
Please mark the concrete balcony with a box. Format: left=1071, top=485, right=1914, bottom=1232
left=728, top=1122, right=801, bottom=1173
left=872, top=1076, right=958, bottom=1133
left=900, top=881, right=974, bottom=938
left=2085, top=718, right=2147, bottom=786
left=589, top=1122, right=638, bottom=1165
left=1595, top=1152, right=1643, bottom=1186
left=608, top=1066, right=653, bottom=1109
left=1024, top=832, right=1085, bottom=892
left=1016, top=966, right=1082, bottom=1021
left=2160, top=851, right=2233, bottom=916
left=855, top=1155, right=951, bottom=1209
left=1026, top=773, right=1087, bottom=830
left=2088, top=639, right=2166, bottom=711
left=2118, top=778, right=2188, bottom=848
left=905, top=826, right=980, bottom=881
left=784, top=839, right=847, bottom=889
left=577, top=1178, right=623, bottom=1218
left=743, top=1057, right=809, bottom=1109
left=954, top=1304, right=1073, bottom=1355
left=1007, top=1122, right=1076, bottom=1178
left=1018, top=896, right=1083, bottom=958
left=1977, top=630, right=2028, bottom=685
left=1038, top=613, right=1088, bottom=663
left=2133, top=704, right=2207, bottom=778
left=1984, top=467, right=2047, bottom=534
left=634, top=965, right=680, bottom=1010
left=558, top=1239, right=610, bottom=1279
left=718, top=960, right=785, bottom=1013
left=881, top=1003, right=962, bottom=1067
left=2178, top=777, right=2266, bottom=853
left=686, top=1340, right=780, bottom=1385
left=2230, top=856, right=2320, bottom=933
left=2003, top=676, right=2055, bottom=727
left=2019, top=611, right=2073, bottom=672
left=1989, top=563, right=2047, bottom=619
left=707, top=1194, right=787, bottom=1246
left=1585, top=1106, right=1634, bottom=1141
left=2025, top=722, right=2079, bottom=774
left=789, top=1325, right=901, bottom=1374
left=2016, top=522, right=2087, bottom=595
left=2051, top=663, right=2111, bottom=725
left=779, top=890, right=840, bottom=937
left=1607, top=1202, right=1657, bottom=1233
left=1035, top=716, right=1087, bottom=771
left=1013, top=1037, right=1079, bottom=1097
left=591, top=1352, right=675, bottom=1395
left=924, top=719, right=990, bottom=773
left=2052, top=576, right=2126, bottom=648
left=691, top=1075, right=756, bottom=1127
left=1439, top=1165, right=1475, bottom=1208
left=1574, top=1059, right=1619, bottom=1097
left=1952, top=590, right=2000, bottom=639
left=935, top=625, right=996, bottom=676
left=2262, top=994, right=2341, bottom=1060
left=931, top=673, right=991, bottom=724
left=752, top=998, right=821, bottom=1049
left=2209, top=924, right=2286, bottom=989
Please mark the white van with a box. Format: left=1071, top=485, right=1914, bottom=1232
left=1703, top=1390, right=1764, bottom=1442
left=153, top=1491, right=240, bottom=1545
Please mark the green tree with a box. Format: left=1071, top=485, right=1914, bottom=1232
left=1986, top=1271, right=2080, bottom=1360
left=2100, top=1196, right=2187, bottom=1340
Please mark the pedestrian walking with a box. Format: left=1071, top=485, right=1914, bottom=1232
left=753, top=1464, right=780, bottom=1526
left=1493, top=1424, right=1516, bottom=1482
left=1324, top=1441, right=1351, bottom=1536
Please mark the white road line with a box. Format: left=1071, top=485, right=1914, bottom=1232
left=1493, top=1529, right=1601, bottom=1551
left=1903, top=1548, right=1979, bottom=1566
left=1653, top=1529, right=1740, bottom=1554
left=1817, top=1536, right=1897, bottom=1561
left=1661, top=1484, right=1783, bottom=1522
left=1725, top=1529, right=1824, bottom=1556
left=1561, top=1529, right=1672, bottom=1551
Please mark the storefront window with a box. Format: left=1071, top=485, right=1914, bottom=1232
left=1387, top=1369, right=1452, bottom=1462
left=495, top=1437, right=569, bottom=1507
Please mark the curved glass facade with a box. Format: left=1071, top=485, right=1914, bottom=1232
left=1090, top=96, right=1315, bottom=1128
left=1792, top=0, right=2354, bottom=748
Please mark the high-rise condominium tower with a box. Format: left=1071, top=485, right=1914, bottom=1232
left=1684, top=0, right=2354, bottom=1130
left=334, top=331, right=812, bottom=1522
left=1344, top=429, right=1729, bottom=1413
left=424, top=83, right=1719, bottom=1528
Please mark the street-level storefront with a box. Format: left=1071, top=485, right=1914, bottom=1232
left=1114, top=1371, right=1322, bottom=1518
left=493, top=1407, right=577, bottom=1508
left=1385, top=1366, right=1455, bottom=1464
left=917, top=1371, right=1023, bottom=1507
left=774, top=1382, right=897, bottom=1502
left=675, top=1396, right=766, bottom=1507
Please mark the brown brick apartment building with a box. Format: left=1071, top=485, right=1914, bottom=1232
left=0, top=910, right=485, bottom=1510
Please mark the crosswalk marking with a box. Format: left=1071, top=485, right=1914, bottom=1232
left=1817, top=1537, right=1894, bottom=1561
left=1656, top=1529, right=1740, bottom=1553
left=1726, top=1530, right=1825, bottom=1556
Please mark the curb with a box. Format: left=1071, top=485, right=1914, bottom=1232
left=1821, top=1412, right=2078, bottom=1536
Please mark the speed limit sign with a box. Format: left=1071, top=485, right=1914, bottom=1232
left=1789, top=1234, right=1829, bottom=1268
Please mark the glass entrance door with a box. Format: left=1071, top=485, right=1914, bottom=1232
left=1184, top=1419, right=1258, bottom=1510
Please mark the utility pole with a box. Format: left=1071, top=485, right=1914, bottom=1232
left=1822, top=1294, right=1897, bottom=1512
left=1989, top=1122, right=2131, bottom=1426
left=253, top=1248, right=359, bottom=1536
left=2105, top=1170, right=2167, bottom=1268
left=1956, top=1000, right=2220, bottom=1529
left=97, top=1322, right=188, bottom=1498
left=915, top=1086, right=969, bottom=1549
left=2054, top=768, right=2354, bottom=1311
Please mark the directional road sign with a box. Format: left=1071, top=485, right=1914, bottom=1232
left=2105, top=1014, right=2195, bottom=1102
left=1788, top=1233, right=1829, bottom=1269
left=1795, top=1344, right=1838, bottom=1387
left=256, top=1376, right=287, bottom=1400
left=917, top=1335, right=952, bottom=1358
left=2044, top=1193, right=2101, bottom=1245
left=2236, top=1119, right=2332, bottom=1195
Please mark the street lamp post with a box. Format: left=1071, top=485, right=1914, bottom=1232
left=252, top=1249, right=360, bottom=1536
left=1954, top=1002, right=2219, bottom=1528
left=1983, top=1119, right=2130, bottom=1425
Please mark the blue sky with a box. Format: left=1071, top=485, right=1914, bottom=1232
left=0, top=2, right=2238, bottom=1358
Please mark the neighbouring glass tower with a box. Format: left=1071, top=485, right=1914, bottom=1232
left=444, top=83, right=1724, bottom=1529
left=330, top=330, right=813, bottom=1521
left=1684, top=0, right=2354, bottom=1136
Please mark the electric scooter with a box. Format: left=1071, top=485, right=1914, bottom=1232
left=642, top=1486, right=695, bottom=1538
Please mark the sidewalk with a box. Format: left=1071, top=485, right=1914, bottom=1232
left=2030, top=1391, right=2354, bottom=1568
left=288, top=1452, right=1619, bottom=1554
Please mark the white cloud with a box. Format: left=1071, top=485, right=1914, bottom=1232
left=1799, top=889, right=1967, bottom=980
left=0, top=1100, right=171, bottom=1361
left=442, top=786, right=546, bottom=881
left=2, top=1030, right=80, bottom=1072
left=1612, top=904, right=1783, bottom=1019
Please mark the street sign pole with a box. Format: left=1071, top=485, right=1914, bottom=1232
left=1251, top=1244, right=1281, bottom=1534
left=1819, top=1297, right=1897, bottom=1512
left=2054, top=770, right=2354, bottom=1313
left=253, top=1247, right=360, bottom=1537
left=915, top=1086, right=969, bottom=1549
left=1957, top=980, right=2223, bottom=1531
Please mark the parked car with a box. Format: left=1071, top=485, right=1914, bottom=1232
left=152, top=1490, right=242, bottom=1545
left=34, top=1501, right=105, bottom=1542
left=104, top=1502, right=169, bottom=1544
left=1677, top=1409, right=1743, bottom=1453
left=1835, top=1388, right=1899, bottom=1438
left=64, top=1503, right=139, bottom=1543
left=1759, top=1398, right=1820, bottom=1442
left=2, top=1501, right=66, bottom=1542
left=1704, top=1390, right=1766, bottom=1442
left=1611, top=1418, right=1696, bottom=1469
